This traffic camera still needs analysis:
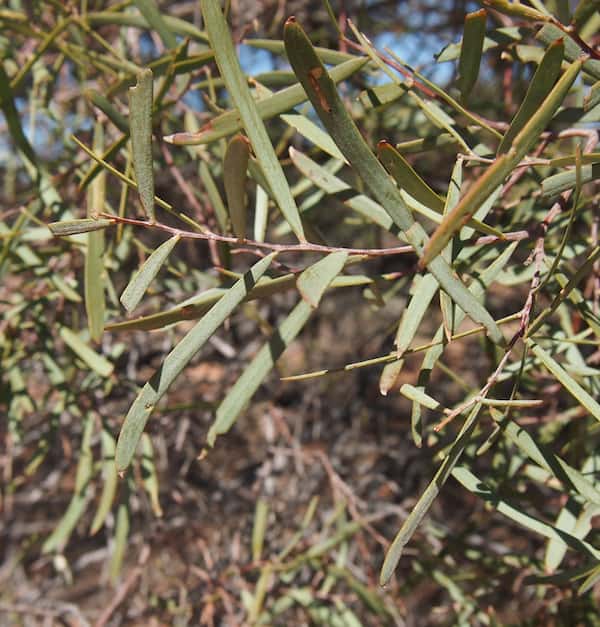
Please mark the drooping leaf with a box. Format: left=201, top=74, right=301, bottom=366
left=498, top=38, right=564, bottom=154
left=207, top=252, right=347, bottom=446
left=422, top=57, right=583, bottom=267
left=380, top=403, right=483, bottom=585
left=223, top=134, right=251, bottom=238
left=59, top=327, right=113, bottom=377
left=132, top=0, right=178, bottom=50
left=115, top=254, right=275, bottom=471
left=284, top=18, right=504, bottom=345
left=200, top=0, right=305, bottom=241
left=120, top=235, right=180, bottom=312
left=129, top=68, right=155, bottom=221
left=457, top=9, right=487, bottom=102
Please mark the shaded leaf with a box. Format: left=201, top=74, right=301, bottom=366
left=223, top=134, right=251, bottom=238
left=458, top=10, right=487, bottom=102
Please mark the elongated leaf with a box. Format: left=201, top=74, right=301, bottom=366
left=115, top=254, right=275, bottom=471
left=297, top=251, right=348, bottom=308
left=536, top=23, right=600, bottom=80
left=132, top=0, right=177, bottom=49
left=458, top=9, right=487, bottom=102
left=85, top=89, right=129, bottom=133
left=86, top=10, right=209, bottom=44
left=85, top=122, right=106, bottom=343
left=207, top=252, right=347, bottom=446
left=223, top=135, right=251, bottom=238
left=379, top=359, right=404, bottom=397
left=106, top=264, right=378, bottom=332
left=90, top=428, right=118, bottom=535
left=378, top=141, right=445, bottom=212
left=529, top=342, right=600, bottom=423
left=252, top=499, right=269, bottom=562
left=453, top=466, right=600, bottom=560
left=422, top=58, right=583, bottom=267
left=201, top=0, right=305, bottom=241
left=281, top=113, right=345, bottom=161
left=164, top=56, right=367, bottom=145
left=380, top=403, right=483, bottom=585
left=542, top=163, right=600, bottom=197
left=284, top=18, right=504, bottom=345
left=498, top=38, right=564, bottom=154
left=109, top=502, right=129, bottom=583
left=129, top=68, right=155, bottom=221
left=43, top=414, right=95, bottom=553
left=60, top=327, right=113, bottom=377
left=49, top=218, right=113, bottom=236
left=503, top=420, right=600, bottom=505
left=140, top=433, right=162, bottom=517
left=120, top=235, right=180, bottom=312
left=395, top=274, right=438, bottom=357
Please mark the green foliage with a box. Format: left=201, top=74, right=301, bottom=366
left=2, top=0, right=600, bottom=622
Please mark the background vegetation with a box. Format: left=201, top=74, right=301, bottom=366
left=1, top=0, right=599, bottom=624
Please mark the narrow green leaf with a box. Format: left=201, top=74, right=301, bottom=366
left=132, top=0, right=178, bottom=49
left=254, top=183, right=269, bottom=242
left=49, top=218, right=113, bottom=236
left=86, top=10, right=209, bottom=44
left=545, top=505, right=578, bottom=572
left=90, top=428, right=118, bottom=535
left=458, top=9, right=487, bottom=102
left=572, top=0, right=600, bottom=28
left=85, top=122, right=106, bottom=343
left=436, top=26, right=524, bottom=62
left=452, top=466, right=600, bottom=560
left=284, top=18, right=504, bottom=345
left=120, top=235, right=180, bottom=312
left=140, top=433, right=162, bottom=517
left=378, top=141, right=445, bottom=212
left=400, top=383, right=444, bottom=411
left=0, top=62, right=37, bottom=167
left=60, top=327, right=113, bottom=377
left=380, top=403, right=483, bottom=585
left=252, top=498, right=269, bottom=562
left=164, top=56, right=367, bottom=145
left=379, top=359, right=404, bottom=397
left=109, top=502, right=129, bottom=583
left=115, top=254, right=275, bottom=471
left=395, top=274, right=438, bottom=357
left=584, top=80, right=600, bottom=112
left=128, top=68, right=155, bottom=221
left=502, top=420, right=600, bottom=505
left=85, top=89, right=129, bottom=133
left=422, top=57, right=582, bottom=267
left=498, top=38, right=564, bottom=154
left=542, top=163, right=600, bottom=197
left=43, top=414, right=95, bottom=553
left=536, top=24, right=600, bottom=80
left=199, top=160, right=229, bottom=232
left=529, top=342, right=600, bottom=423
left=201, top=0, right=305, bottom=241
left=297, top=251, right=348, bottom=308
left=208, top=252, right=347, bottom=446
left=223, top=134, right=251, bottom=238
left=281, top=113, right=345, bottom=161
left=245, top=37, right=355, bottom=65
